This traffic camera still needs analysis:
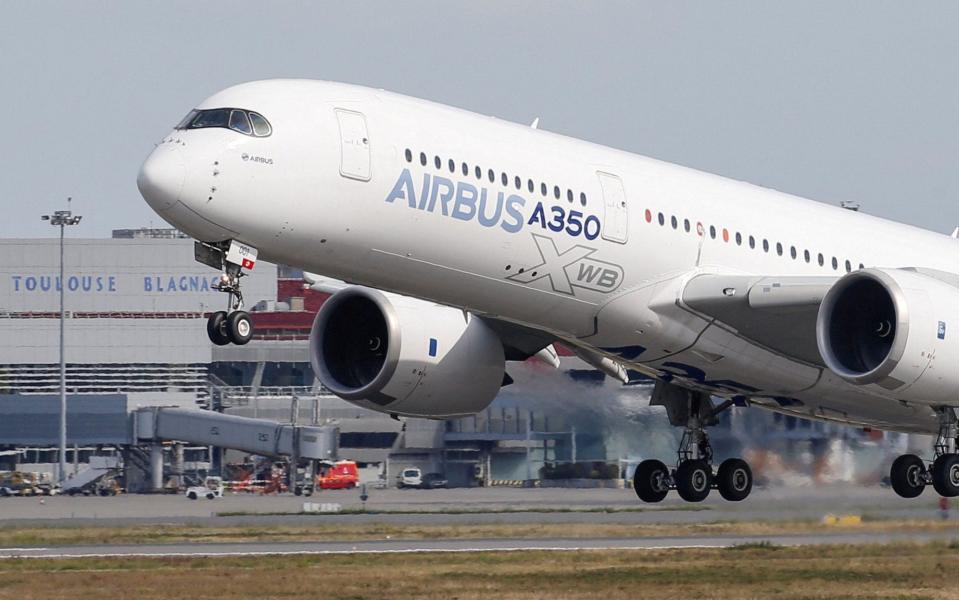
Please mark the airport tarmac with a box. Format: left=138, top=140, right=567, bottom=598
left=0, top=483, right=951, bottom=527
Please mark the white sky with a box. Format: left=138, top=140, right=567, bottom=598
left=2, top=1, right=958, bottom=238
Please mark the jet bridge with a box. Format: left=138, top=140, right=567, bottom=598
left=134, top=407, right=338, bottom=491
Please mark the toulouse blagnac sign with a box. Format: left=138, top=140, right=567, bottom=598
left=8, top=273, right=223, bottom=294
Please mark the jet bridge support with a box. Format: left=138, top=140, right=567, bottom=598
left=134, top=407, right=338, bottom=491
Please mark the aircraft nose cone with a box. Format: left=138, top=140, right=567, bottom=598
left=137, top=144, right=185, bottom=213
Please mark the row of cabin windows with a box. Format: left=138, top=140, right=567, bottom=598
left=405, top=148, right=588, bottom=207
left=644, top=209, right=864, bottom=273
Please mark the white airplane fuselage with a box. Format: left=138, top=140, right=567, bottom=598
left=140, top=79, right=959, bottom=434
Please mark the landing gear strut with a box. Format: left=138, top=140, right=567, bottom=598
left=196, top=240, right=257, bottom=346
left=890, top=407, right=959, bottom=499
left=633, top=382, right=753, bottom=504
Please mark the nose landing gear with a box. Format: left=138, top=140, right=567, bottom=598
left=195, top=240, right=257, bottom=346
left=633, top=382, right=754, bottom=504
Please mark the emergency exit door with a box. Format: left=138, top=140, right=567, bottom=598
left=335, top=109, right=371, bottom=181
left=598, top=172, right=628, bottom=243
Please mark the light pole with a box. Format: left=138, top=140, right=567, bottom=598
left=41, top=201, right=82, bottom=485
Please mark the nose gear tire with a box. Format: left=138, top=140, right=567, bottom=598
left=633, top=459, right=670, bottom=503
left=206, top=311, right=230, bottom=346
left=675, top=459, right=712, bottom=503
left=716, top=458, right=753, bottom=502
left=226, top=310, right=254, bottom=345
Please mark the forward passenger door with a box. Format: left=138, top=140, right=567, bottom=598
left=335, top=109, right=371, bottom=181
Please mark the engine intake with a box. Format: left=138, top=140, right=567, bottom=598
left=817, top=271, right=905, bottom=383
left=316, top=289, right=400, bottom=401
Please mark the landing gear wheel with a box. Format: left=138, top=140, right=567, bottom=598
left=226, top=310, right=253, bottom=345
left=932, top=454, right=959, bottom=497
left=633, top=459, right=670, bottom=503
left=716, top=458, right=752, bottom=502
left=675, top=459, right=712, bottom=503
left=206, top=311, right=230, bottom=346
left=890, top=454, right=926, bottom=498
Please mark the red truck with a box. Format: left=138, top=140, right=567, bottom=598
left=316, top=460, right=359, bottom=490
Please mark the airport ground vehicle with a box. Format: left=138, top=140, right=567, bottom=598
left=0, top=471, right=56, bottom=496
left=185, top=476, right=224, bottom=500
left=317, top=460, right=359, bottom=490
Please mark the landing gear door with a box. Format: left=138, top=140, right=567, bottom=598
left=335, top=109, right=371, bottom=181
left=597, top=172, right=628, bottom=243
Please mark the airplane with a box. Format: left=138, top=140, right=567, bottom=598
left=138, top=79, right=959, bottom=504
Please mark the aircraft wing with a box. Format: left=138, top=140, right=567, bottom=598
left=680, top=273, right=838, bottom=366
left=481, top=317, right=557, bottom=363
left=303, top=272, right=350, bottom=294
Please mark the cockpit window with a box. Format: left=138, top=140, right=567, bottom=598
left=175, top=108, right=272, bottom=137
left=190, top=108, right=230, bottom=129
left=249, top=112, right=272, bottom=137
left=228, top=109, right=252, bottom=134
left=176, top=110, right=198, bottom=129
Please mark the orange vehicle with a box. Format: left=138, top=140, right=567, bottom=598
left=316, top=460, right=359, bottom=490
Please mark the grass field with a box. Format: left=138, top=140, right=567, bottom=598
left=1, top=543, right=959, bottom=599
left=3, top=518, right=959, bottom=547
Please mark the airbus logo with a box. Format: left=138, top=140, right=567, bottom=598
left=507, top=234, right=624, bottom=295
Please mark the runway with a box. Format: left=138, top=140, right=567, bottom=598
left=3, top=529, right=957, bottom=559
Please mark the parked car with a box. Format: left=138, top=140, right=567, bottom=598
left=397, top=468, right=448, bottom=489
left=421, top=473, right=448, bottom=489
left=396, top=467, right=423, bottom=489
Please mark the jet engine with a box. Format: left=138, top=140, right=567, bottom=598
left=310, top=286, right=506, bottom=418
left=816, top=268, right=959, bottom=404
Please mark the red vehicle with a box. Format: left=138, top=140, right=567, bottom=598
left=316, top=461, right=359, bottom=490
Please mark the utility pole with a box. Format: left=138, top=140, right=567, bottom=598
left=41, top=200, right=82, bottom=485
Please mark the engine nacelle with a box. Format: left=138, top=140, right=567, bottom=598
left=310, top=287, right=505, bottom=418
left=817, top=268, right=959, bottom=404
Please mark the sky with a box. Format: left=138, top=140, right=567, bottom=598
left=2, top=1, right=959, bottom=238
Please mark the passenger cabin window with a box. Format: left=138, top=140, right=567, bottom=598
left=178, top=108, right=272, bottom=137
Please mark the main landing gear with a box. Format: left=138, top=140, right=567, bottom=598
left=633, top=382, right=754, bottom=504
left=890, top=407, right=959, bottom=499
left=196, top=240, right=257, bottom=346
